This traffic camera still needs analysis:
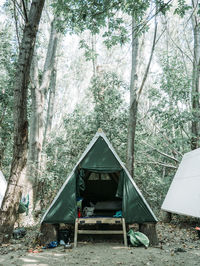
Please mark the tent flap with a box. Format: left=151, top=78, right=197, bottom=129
left=43, top=172, right=77, bottom=223
left=123, top=172, right=156, bottom=223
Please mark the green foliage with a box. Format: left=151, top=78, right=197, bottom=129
left=79, top=39, right=98, bottom=61
left=131, top=54, right=192, bottom=212
left=52, top=0, right=163, bottom=46
left=174, top=0, right=192, bottom=17
left=103, top=18, right=129, bottom=48
left=148, top=54, right=191, bottom=150
left=0, top=22, right=16, bottom=173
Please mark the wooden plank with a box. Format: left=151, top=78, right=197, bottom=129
left=122, top=218, right=127, bottom=247
left=77, top=230, right=124, bottom=234
left=77, top=218, right=122, bottom=224
left=74, top=218, right=79, bottom=248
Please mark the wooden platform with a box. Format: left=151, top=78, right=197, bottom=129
left=74, top=217, right=127, bottom=247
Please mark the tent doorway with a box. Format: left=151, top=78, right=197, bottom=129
left=78, top=170, right=122, bottom=217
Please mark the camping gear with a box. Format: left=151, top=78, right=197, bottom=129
left=0, top=170, right=7, bottom=208
left=77, top=197, right=83, bottom=210
left=78, top=208, right=81, bottom=218
left=195, top=227, right=200, bottom=238
left=162, top=148, right=200, bottom=218
left=127, top=229, right=149, bottom=248
left=41, top=130, right=157, bottom=224
left=43, top=241, right=58, bottom=249
left=64, top=243, right=72, bottom=249
left=83, top=207, right=95, bottom=217
left=18, top=194, right=29, bottom=215
left=58, top=229, right=71, bottom=244
left=59, top=240, right=65, bottom=245
left=13, top=228, right=26, bottom=239
left=113, top=210, right=122, bottom=218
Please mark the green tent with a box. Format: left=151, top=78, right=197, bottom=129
left=41, top=130, right=157, bottom=224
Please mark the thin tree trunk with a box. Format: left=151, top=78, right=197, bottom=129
left=91, top=34, right=97, bottom=77
left=191, top=0, right=200, bottom=150
left=127, top=13, right=157, bottom=177
left=0, top=0, right=45, bottom=240
left=126, top=16, right=139, bottom=176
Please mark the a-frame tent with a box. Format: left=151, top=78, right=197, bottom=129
left=0, top=170, right=7, bottom=208
left=162, top=148, right=200, bottom=218
left=41, top=130, right=157, bottom=224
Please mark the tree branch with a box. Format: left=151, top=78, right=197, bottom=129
left=141, top=140, right=180, bottom=163
left=21, top=0, right=28, bottom=23
left=13, top=0, right=20, bottom=48
left=137, top=161, right=177, bottom=169
left=137, top=20, right=157, bottom=100
left=11, top=0, right=26, bottom=22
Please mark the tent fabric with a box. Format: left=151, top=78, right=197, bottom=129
left=122, top=172, right=155, bottom=223
left=80, top=137, right=122, bottom=171
left=42, top=131, right=157, bottom=224
left=162, top=148, right=200, bottom=218
left=44, top=172, right=77, bottom=223
left=115, top=171, right=124, bottom=198
left=0, top=170, right=7, bottom=208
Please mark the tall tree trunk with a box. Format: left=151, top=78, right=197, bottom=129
left=26, top=18, right=59, bottom=215
left=43, top=59, right=58, bottom=146
left=126, top=13, right=157, bottom=176
left=126, top=16, right=139, bottom=176
left=24, top=54, right=42, bottom=223
left=191, top=0, right=200, bottom=150
left=0, top=0, right=45, bottom=240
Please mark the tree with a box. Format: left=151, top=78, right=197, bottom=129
left=26, top=17, right=59, bottom=217
left=127, top=9, right=158, bottom=176
left=191, top=0, right=200, bottom=150
left=0, top=0, right=45, bottom=240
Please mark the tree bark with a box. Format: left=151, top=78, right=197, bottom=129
left=0, top=0, right=45, bottom=240
left=26, top=18, right=59, bottom=215
left=43, top=23, right=59, bottom=146
left=191, top=0, right=200, bottom=150
left=43, top=59, right=58, bottom=145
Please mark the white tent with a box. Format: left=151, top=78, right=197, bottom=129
left=0, top=170, right=7, bottom=208
left=161, top=148, right=200, bottom=218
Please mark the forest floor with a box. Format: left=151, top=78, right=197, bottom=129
left=0, top=221, right=200, bottom=266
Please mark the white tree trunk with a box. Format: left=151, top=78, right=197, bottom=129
left=26, top=18, right=59, bottom=215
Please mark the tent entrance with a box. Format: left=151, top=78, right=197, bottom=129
left=78, top=170, right=122, bottom=217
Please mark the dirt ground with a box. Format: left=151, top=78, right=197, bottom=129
left=1, top=222, right=200, bottom=266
